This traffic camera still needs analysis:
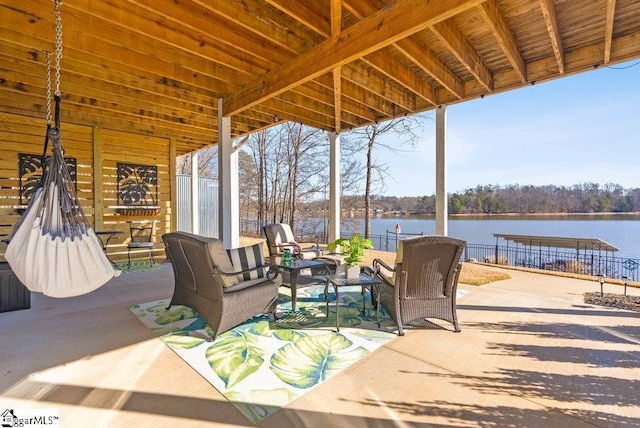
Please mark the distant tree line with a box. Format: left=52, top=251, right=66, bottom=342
left=348, top=183, right=640, bottom=214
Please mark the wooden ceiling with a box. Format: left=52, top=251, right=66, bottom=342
left=2, top=0, right=640, bottom=156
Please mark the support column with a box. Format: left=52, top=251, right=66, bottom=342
left=435, top=105, right=448, bottom=236
left=218, top=98, right=240, bottom=248
left=191, top=150, right=199, bottom=235
left=328, top=131, right=341, bottom=242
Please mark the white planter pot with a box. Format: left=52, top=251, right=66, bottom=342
left=345, top=265, right=360, bottom=279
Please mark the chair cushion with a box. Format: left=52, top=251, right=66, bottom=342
left=378, top=264, right=396, bottom=285
left=128, top=242, right=154, bottom=248
left=207, top=240, right=238, bottom=288
left=377, top=240, right=404, bottom=286
left=227, top=243, right=266, bottom=282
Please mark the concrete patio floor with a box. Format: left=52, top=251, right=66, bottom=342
left=1, top=262, right=638, bottom=427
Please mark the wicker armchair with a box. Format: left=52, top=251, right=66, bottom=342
left=162, top=232, right=279, bottom=340
left=263, top=223, right=322, bottom=260
left=373, top=235, right=465, bottom=335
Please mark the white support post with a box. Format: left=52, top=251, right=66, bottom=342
left=328, top=131, right=341, bottom=242
left=435, top=105, right=448, bottom=236
left=218, top=98, right=240, bottom=248
left=191, top=150, right=199, bottom=235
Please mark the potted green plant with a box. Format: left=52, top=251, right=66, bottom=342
left=326, top=234, right=374, bottom=278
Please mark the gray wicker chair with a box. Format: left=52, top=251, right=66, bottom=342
left=373, top=235, right=465, bottom=335
left=263, top=223, right=343, bottom=278
left=162, top=232, right=279, bottom=340
left=263, top=223, right=322, bottom=260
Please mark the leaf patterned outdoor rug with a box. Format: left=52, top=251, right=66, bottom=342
left=129, top=285, right=398, bottom=423
left=116, top=261, right=166, bottom=273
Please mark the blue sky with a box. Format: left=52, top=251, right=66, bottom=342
left=373, top=60, right=640, bottom=197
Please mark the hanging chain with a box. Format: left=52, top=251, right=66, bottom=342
left=53, top=0, right=63, bottom=96
left=45, top=51, right=52, bottom=126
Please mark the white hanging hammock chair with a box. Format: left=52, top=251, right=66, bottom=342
left=5, top=2, right=119, bottom=297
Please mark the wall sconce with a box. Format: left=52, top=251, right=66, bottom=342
left=274, top=114, right=279, bottom=123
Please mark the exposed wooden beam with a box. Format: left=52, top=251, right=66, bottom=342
left=64, top=0, right=269, bottom=77
left=192, top=0, right=413, bottom=130
left=344, top=0, right=458, bottom=102
left=300, top=80, right=375, bottom=124
left=340, top=63, right=415, bottom=116
left=539, top=0, right=565, bottom=74
left=363, top=50, right=437, bottom=106
left=604, top=0, right=617, bottom=64
left=265, top=0, right=330, bottom=38
left=265, top=0, right=419, bottom=126
left=222, top=0, right=484, bottom=116
left=431, top=19, right=494, bottom=92
left=478, top=0, right=527, bottom=84
left=390, top=40, right=464, bottom=100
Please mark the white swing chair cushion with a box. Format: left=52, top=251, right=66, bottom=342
left=5, top=186, right=119, bottom=298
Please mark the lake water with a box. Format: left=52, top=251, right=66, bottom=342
left=340, top=215, right=640, bottom=260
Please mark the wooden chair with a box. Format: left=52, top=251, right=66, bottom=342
left=127, top=221, right=155, bottom=268
left=162, top=232, right=279, bottom=340
left=373, top=235, right=466, bottom=335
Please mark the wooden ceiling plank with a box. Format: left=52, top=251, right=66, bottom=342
left=294, top=80, right=374, bottom=124
left=260, top=99, right=334, bottom=131
left=223, top=0, right=484, bottom=116
left=391, top=40, right=464, bottom=100
left=436, top=31, right=640, bottom=109
left=265, top=0, right=331, bottom=38
left=125, top=0, right=293, bottom=64
left=478, top=0, right=527, bottom=84
left=345, top=0, right=463, bottom=101
left=188, top=0, right=406, bottom=123
left=539, top=0, right=565, bottom=74
left=363, top=51, right=437, bottom=106
left=267, top=0, right=417, bottom=124
left=0, top=31, right=230, bottom=114
left=194, top=0, right=318, bottom=55
left=0, top=59, right=216, bottom=131
left=64, top=0, right=269, bottom=76
left=341, top=62, right=416, bottom=114
left=8, top=0, right=257, bottom=89
left=604, top=0, right=617, bottom=64
left=431, top=19, right=494, bottom=92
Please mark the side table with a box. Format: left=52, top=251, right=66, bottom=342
left=275, top=257, right=331, bottom=311
left=324, top=272, right=381, bottom=332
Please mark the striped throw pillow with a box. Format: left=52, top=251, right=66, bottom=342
left=227, top=243, right=266, bottom=282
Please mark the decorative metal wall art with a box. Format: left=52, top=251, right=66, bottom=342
left=18, top=153, right=77, bottom=205
left=116, top=163, right=158, bottom=207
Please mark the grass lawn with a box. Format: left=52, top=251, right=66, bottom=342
left=360, top=248, right=511, bottom=286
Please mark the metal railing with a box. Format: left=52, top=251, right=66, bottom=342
left=240, top=220, right=640, bottom=281
left=340, top=231, right=423, bottom=252
left=464, top=243, right=640, bottom=281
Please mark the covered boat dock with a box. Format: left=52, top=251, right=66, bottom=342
left=490, top=233, right=621, bottom=276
